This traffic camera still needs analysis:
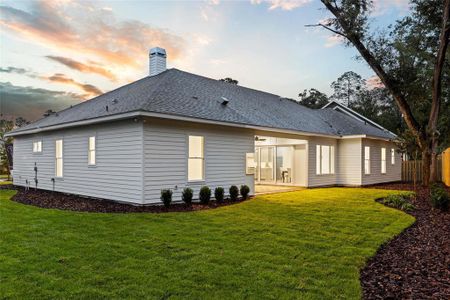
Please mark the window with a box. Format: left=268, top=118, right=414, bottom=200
left=33, top=141, right=42, bottom=153
left=188, top=136, right=204, bottom=181
left=55, top=139, right=63, bottom=177
left=381, top=148, right=386, bottom=174
left=88, top=136, right=96, bottom=165
left=391, top=148, right=395, bottom=165
left=316, top=145, right=335, bottom=175
left=364, top=146, right=371, bottom=175
left=246, top=153, right=256, bottom=175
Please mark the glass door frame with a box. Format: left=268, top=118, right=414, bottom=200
left=255, top=146, right=275, bottom=184
left=255, top=145, right=295, bottom=185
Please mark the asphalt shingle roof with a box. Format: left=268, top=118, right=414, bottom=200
left=11, top=68, right=394, bottom=139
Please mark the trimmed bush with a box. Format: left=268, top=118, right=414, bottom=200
left=199, top=186, right=211, bottom=205
left=160, top=189, right=172, bottom=208
left=240, top=185, right=250, bottom=200
left=214, top=187, right=224, bottom=203
left=182, top=187, right=193, bottom=205
left=229, top=185, right=239, bottom=201
left=380, top=194, right=415, bottom=211
left=430, top=184, right=449, bottom=211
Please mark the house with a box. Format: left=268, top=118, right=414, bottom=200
left=6, top=47, right=401, bottom=205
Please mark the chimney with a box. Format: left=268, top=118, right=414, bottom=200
left=149, top=47, right=167, bottom=76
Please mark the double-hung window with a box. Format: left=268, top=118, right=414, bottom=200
left=188, top=135, right=204, bottom=181
left=316, top=145, right=335, bottom=175
left=55, top=139, right=63, bottom=177
left=88, top=136, right=96, bottom=165
left=364, top=146, right=371, bottom=174
left=33, top=141, right=42, bottom=153
left=381, top=147, right=386, bottom=174
left=391, top=148, right=395, bottom=165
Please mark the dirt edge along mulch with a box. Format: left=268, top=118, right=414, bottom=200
left=360, top=182, right=450, bottom=300
left=8, top=187, right=251, bottom=213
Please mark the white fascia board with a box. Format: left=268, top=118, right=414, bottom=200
left=5, top=111, right=142, bottom=137
left=340, top=135, right=366, bottom=139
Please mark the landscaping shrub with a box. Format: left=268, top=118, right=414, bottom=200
left=229, top=185, right=239, bottom=201
left=160, top=189, right=172, bottom=208
left=214, top=187, right=224, bottom=203
left=430, top=184, right=449, bottom=211
left=380, top=194, right=415, bottom=211
left=182, top=187, right=193, bottom=205
left=240, top=185, right=250, bottom=200
left=199, top=186, right=211, bottom=205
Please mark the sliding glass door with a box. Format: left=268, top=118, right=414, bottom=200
left=276, top=146, right=293, bottom=183
left=255, top=146, right=295, bottom=184
left=256, top=146, right=275, bottom=183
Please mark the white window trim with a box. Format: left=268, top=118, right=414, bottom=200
left=187, top=135, right=205, bottom=182
left=32, top=140, right=42, bottom=153
left=316, top=145, right=335, bottom=175
left=381, top=147, right=386, bottom=174
left=88, top=136, right=96, bottom=166
left=245, top=152, right=256, bottom=175
left=55, top=139, right=63, bottom=178
left=364, top=146, right=371, bottom=175
left=391, top=148, right=395, bottom=165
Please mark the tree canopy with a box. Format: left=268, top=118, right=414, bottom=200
left=315, top=0, right=450, bottom=184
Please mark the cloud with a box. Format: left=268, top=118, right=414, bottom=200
left=200, top=8, right=209, bottom=21
left=0, top=82, right=82, bottom=121
left=250, top=0, right=311, bottom=11
left=0, top=66, right=102, bottom=97
left=46, top=73, right=103, bottom=96
left=209, top=59, right=227, bottom=66
left=371, top=0, right=410, bottom=16
left=0, top=66, right=27, bottom=74
left=0, top=1, right=185, bottom=72
left=325, top=35, right=344, bottom=48
left=366, top=75, right=384, bottom=89
left=45, top=56, right=117, bottom=81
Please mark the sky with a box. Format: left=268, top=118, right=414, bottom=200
left=0, top=0, right=410, bottom=121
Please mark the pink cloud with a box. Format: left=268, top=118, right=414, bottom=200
left=250, top=0, right=311, bottom=11
left=366, top=75, right=384, bottom=89
left=0, top=1, right=185, bottom=71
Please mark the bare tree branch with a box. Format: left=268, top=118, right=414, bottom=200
left=305, top=24, right=348, bottom=39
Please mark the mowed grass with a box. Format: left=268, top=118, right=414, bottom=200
left=0, top=188, right=414, bottom=299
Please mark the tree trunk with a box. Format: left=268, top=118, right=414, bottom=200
left=422, top=149, right=431, bottom=186
left=430, top=140, right=439, bottom=183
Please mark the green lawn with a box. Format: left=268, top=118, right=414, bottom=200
left=0, top=188, right=414, bottom=299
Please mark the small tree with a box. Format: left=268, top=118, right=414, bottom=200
left=229, top=185, right=239, bottom=201
left=182, top=187, right=193, bottom=206
left=160, top=189, right=172, bottom=208
left=199, top=186, right=211, bottom=205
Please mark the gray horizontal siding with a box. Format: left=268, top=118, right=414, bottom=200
left=337, top=138, right=362, bottom=185
left=12, top=120, right=143, bottom=204
left=143, top=119, right=254, bottom=204
left=307, top=136, right=337, bottom=187
left=361, top=139, right=401, bottom=185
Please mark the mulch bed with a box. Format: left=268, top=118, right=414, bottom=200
left=360, top=182, right=450, bottom=300
left=8, top=187, right=250, bottom=213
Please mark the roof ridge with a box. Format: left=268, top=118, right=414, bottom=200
left=170, top=68, right=295, bottom=101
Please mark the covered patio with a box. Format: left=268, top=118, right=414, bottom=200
left=248, top=134, right=309, bottom=191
